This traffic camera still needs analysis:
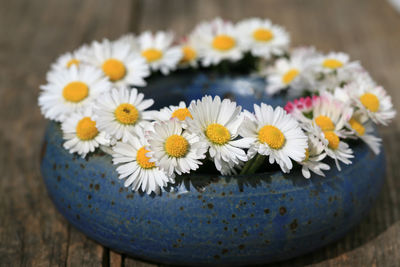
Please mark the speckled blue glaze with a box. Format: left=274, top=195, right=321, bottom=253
left=41, top=71, right=386, bottom=266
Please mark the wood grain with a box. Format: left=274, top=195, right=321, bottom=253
left=0, top=0, right=132, bottom=266
left=0, top=0, right=399, bottom=266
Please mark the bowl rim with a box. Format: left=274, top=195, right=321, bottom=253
left=43, top=121, right=384, bottom=197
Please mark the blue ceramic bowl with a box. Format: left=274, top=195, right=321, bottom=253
left=40, top=71, right=386, bottom=266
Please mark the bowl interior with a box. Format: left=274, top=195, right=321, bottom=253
left=140, top=69, right=288, bottom=110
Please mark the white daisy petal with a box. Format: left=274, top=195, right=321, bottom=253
left=111, top=127, right=173, bottom=194
left=138, top=31, right=182, bottom=75
left=61, top=107, right=110, bottom=158
left=237, top=17, right=290, bottom=59
left=191, top=18, right=243, bottom=67
left=95, top=87, right=154, bottom=143
left=39, top=65, right=111, bottom=122
left=345, top=77, right=396, bottom=126
left=187, top=95, right=251, bottom=174
left=85, top=39, right=150, bottom=87
left=240, top=104, right=308, bottom=172
left=147, top=119, right=207, bottom=177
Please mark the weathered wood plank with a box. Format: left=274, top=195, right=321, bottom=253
left=0, top=0, right=132, bottom=266
left=124, top=256, right=158, bottom=267
left=109, top=250, right=122, bottom=267
left=66, top=226, right=104, bottom=267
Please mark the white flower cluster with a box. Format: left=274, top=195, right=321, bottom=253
left=38, top=17, right=396, bottom=194
left=264, top=48, right=363, bottom=96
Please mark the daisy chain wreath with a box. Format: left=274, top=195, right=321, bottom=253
left=39, top=17, right=396, bottom=195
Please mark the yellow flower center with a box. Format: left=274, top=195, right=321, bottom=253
left=258, top=125, right=286, bottom=149
left=62, top=81, right=89, bottom=103
left=205, top=123, right=231, bottom=145
left=212, top=35, right=236, bottom=51
left=349, top=118, right=365, bottom=136
left=360, top=93, right=380, bottom=112
left=253, top=28, right=274, bottom=42
left=66, top=58, right=80, bottom=68
left=171, top=108, right=192, bottom=121
left=315, top=115, right=335, bottom=132
left=181, top=46, right=197, bottom=63
left=324, top=131, right=340, bottom=150
left=303, top=148, right=310, bottom=162
left=164, top=135, right=189, bottom=158
left=141, top=48, right=163, bottom=63
left=322, top=59, right=343, bottom=69
left=282, top=69, right=299, bottom=84
left=136, top=146, right=155, bottom=169
left=114, top=103, right=139, bottom=125
left=102, top=58, right=126, bottom=82
left=76, top=117, right=99, bottom=141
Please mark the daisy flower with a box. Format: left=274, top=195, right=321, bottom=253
left=347, top=111, right=382, bottom=155
left=292, top=93, right=353, bottom=138
left=315, top=52, right=352, bottom=74
left=315, top=126, right=354, bottom=171
left=112, top=128, right=173, bottom=195
left=39, top=65, right=111, bottom=122
left=305, top=52, right=362, bottom=91
left=178, top=36, right=200, bottom=68
left=51, top=44, right=90, bottom=71
left=308, top=51, right=362, bottom=91
left=138, top=31, right=182, bottom=75
left=291, top=94, right=355, bottom=170
left=298, top=134, right=330, bottom=179
left=345, top=78, right=396, bottom=126
left=239, top=104, right=308, bottom=173
left=312, top=93, right=353, bottom=133
left=61, top=108, right=110, bottom=158
left=95, top=87, right=155, bottom=143
left=186, top=95, right=250, bottom=174
left=146, top=119, right=207, bottom=177
left=192, top=18, right=243, bottom=66
left=265, top=47, right=315, bottom=95
left=153, top=101, right=192, bottom=123
left=236, top=18, right=290, bottom=59
left=88, top=39, right=150, bottom=87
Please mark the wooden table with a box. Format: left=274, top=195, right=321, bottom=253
left=1, top=0, right=399, bottom=266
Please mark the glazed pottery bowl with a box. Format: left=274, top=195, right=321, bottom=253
left=40, top=71, right=386, bottom=266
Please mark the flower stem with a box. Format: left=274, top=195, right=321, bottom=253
left=240, top=154, right=266, bottom=175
